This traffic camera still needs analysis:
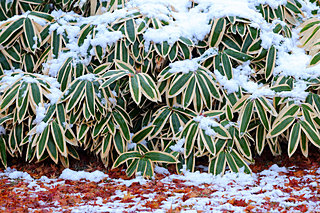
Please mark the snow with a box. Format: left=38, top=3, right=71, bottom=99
left=59, top=169, right=108, bottom=182
left=168, top=59, right=199, bottom=74
left=77, top=73, right=97, bottom=81
left=169, top=138, right=185, bottom=153
left=193, top=115, right=219, bottom=137
left=33, top=104, right=47, bottom=125
left=154, top=165, right=170, bottom=175
left=35, top=121, right=48, bottom=134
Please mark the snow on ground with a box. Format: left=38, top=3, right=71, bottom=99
left=0, top=164, right=320, bottom=212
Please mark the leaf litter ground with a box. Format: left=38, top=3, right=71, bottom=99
left=1, top=152, right=320, bottom=212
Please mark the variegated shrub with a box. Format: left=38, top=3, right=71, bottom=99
left=0, top=0, right=320, bottom=177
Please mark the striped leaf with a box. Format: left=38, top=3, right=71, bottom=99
left=268, top=116, right=295, bottom=137
left=300, top=120, right=320, bottom=148
left=51, top=120, right=67, bottom=157
left=184, top=123, right=198, bottom=158
left=209, top=18, right=226, bottom=48
left=256, top=124, right=265, bottom=155
left=37, top=125, right=49, bottom=159
left=226, top=152, right=239, bottom=173
left=129, top=74, right=141, bottom=104
left=265, top=46, right=276, bottom=81
left=23, top=18, right=37, bottom=52
left=255, top=98, right=270, bottom=130
left=85, top=81, right=95, bottom=117
left=200, top=129, right=216, bottom=156
left=126, top=159, right=139, bottom=177
left=0, top=18, right=24, bottom=45
left=0, top=84, right=19, bottom=111
left=114, top=59, right=135, bottom=74
left=230, top=149, right=251, bottom=174
left=113, top=110, right=130, bottom=141
left=151, top=107, right=171, bottom=137
left=310, top=52, right=320, bottom=66
left=145, top=151, right=178, bottom=163
left=132, top=125, right=154, bottom=144
left=112, top=151, right=141, bottom=168
left=168, top=73, right=192, bottom=97
left=66, top=81, right=85, bottom=112
left=239, top=101, right=254, bottom=136
left=0, top=136, right=7, bottom=168
left=125, top=19, right=136, bottom=43
left=288, top=122, right=301, bottom=157
left=214, top=151, right=226, bottom=175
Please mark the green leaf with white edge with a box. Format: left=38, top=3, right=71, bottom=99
left=125, top=18, right=136, bottom=43
left=268, top=116, right=295, bottom=138
left=66, top=81, right=85, bottom=112
left=29, top=11, right=54, bottom=22
left=168, top=73, right=192, bottom=97
left=93, top=117, right=108, bottom=138
left=101, top=134, right=112, bottom=158
left=137, top=158, right=147, bottom=175
left=183, top=76, right=196, bottom=108
left=17, top=81, right=27, bottom=107
left=200, top=129, right=216, bottom=156
left=209, top=18, right=226, bottom=48
left=151, top=107, right=171, bottom=137
left=214, top=151, right=226, bottom=175
left=235, top=134, right=252, bottom=160
left=23, top=18, right=36, bottom=52
left=129, top=74, right=141, bottom=104
left=1, top=85, right=19, bottom=111
left=239, top=101, right=254, bottom=136
left=255, top=99, right=270, bottom=130
left=226, top=152, right=239, bottom=173
left=0, top=136, right=7, bottom=168
left=224, top=49, right=253, bottom=62
left=265, top=46, right=276, bottom=81
left=145, top=159, right=154, bottom=178
left=212, top=125, right=231, bottom=139
left=256, top=124, right=265, bottom=155
left=195, top=74, right=212, bottom=108
left=113, top=151, right=141, bottom=169
left=85, top=81, right=95, bottom=117
left=51, top=120, right=67, bottom=157
left=221, top=53, right=233, bottom=80
left=144, top=151, right=178, bottom=163
left=37, top=124, right=49, bottom=160
left=232, top=95, right=250, bottom=112
left=114, top=59, right=135, bottom=74
left=184, top=123, right=198, bottom=158
left=132, top=125, right=154, bottom=144
left=140, top=73, right=160, bottom=101
left=113, top=110, right=131, bottom=141
left=51, top=30, right=61, bottom=59
left=0, top=18, right=24, bottom=45
left=126, top=159, right=139, bottom=177
left=300, top=120, right=320, bottom=148
left=138, top=74, right=157, bottom=101
left=114, top=106, right=132, bottom=126
left=288, top=122, right=301, bottom=157
left=113, top=130, right=124, bottom=154
left=0, top=114, right=13, bottom=125
left=93, top=63, right=112, bottom=74
left=101, top=71, right=128, bottom=88
left=310, top=52, right=320, bottom=66
left=230, top=149, right=251, bottom=174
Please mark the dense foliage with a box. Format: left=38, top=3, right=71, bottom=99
left=0, top=0, right=320, bottom=177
